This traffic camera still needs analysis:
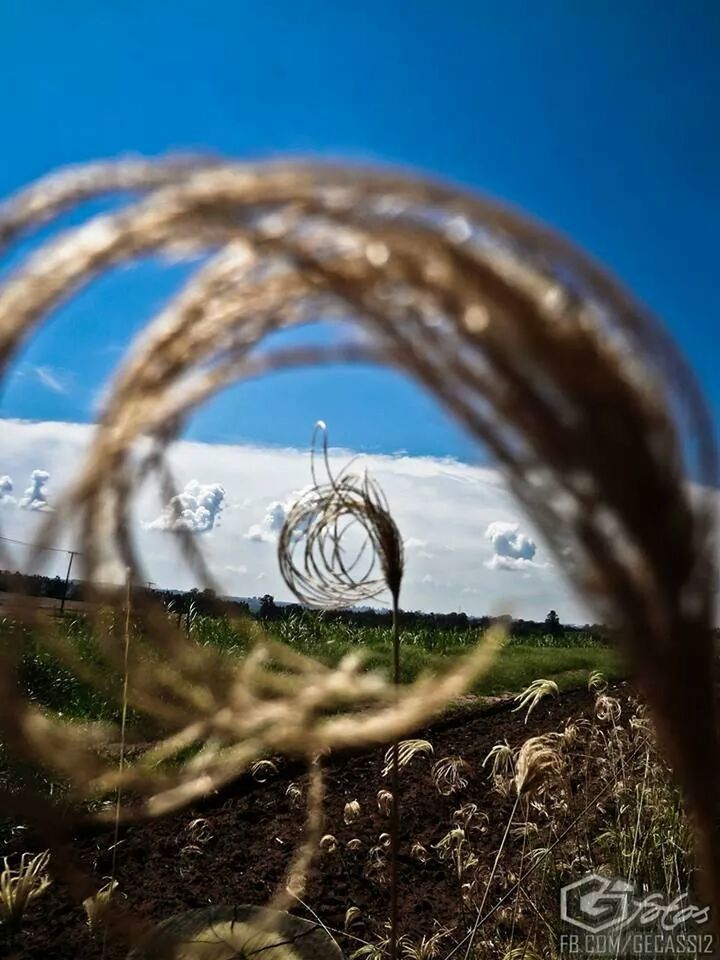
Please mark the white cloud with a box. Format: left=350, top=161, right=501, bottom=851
left=484, top=520, right=546, bottom=572
left=244, top=487, right=313, bottom=543
left=147, top=480, right=225, bottom=533
left=19, top=469, right=52, bottom=512
left=0, top=418, right=597, bottom=621
left=0, top=475, right=14, bottom=505
left=245, top=499, right=289, bottom=543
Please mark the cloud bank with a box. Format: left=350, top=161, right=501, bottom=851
left=0, top=418, right=596, bottom=621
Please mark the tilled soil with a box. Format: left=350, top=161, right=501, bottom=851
left=1, top=684, right=630, bottom=959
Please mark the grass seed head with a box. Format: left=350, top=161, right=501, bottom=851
left=377, top=789, right=393, bottom=816
left=514, top=735, right=564, bottom=796
left=410, top=842, right=428, bottom=863
left=285, top=782, right=303, bottom=808
left=512, top=678, right=559, bottom=723
left=588, top=670, right=608, bottom=694
left=482, top=740, right=514, bottom=779
left=0, top=851, right=52, bottom=928
left=431, top=755, right=471, bottom=796
left=82, top=879, right=120, bottom=934
left=595, top=694, right=622, bottom=723
left=344, top=799, right=362, bottom=824
left=319, top=834, right=338, bottom=854
left=382, top=739, right=433, bottom=777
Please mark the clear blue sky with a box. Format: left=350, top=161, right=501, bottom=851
left=1, top=1, right=717, bottom=460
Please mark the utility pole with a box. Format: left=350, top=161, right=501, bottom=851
left=60, top=550, right=77, bottom=614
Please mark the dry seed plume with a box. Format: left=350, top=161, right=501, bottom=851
left=0, top=155, right=716, bottom=921
left=278, top=421, right=404, bottom=609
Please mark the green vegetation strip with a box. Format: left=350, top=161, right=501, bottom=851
left=6, top=611, right=625, bottom=724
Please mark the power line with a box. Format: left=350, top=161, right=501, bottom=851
left=0, top=533, right=81, bottom=555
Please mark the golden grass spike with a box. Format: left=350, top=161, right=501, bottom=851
left=514, top=734, right=565, bottom=797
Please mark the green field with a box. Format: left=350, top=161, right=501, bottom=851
left=12, top=610, right=625, bottom=724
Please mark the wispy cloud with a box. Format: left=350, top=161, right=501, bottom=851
left=32, top=366, right=70, bottom=395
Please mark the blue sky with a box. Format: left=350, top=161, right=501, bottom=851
left=1, top=0, right=718, bottom=460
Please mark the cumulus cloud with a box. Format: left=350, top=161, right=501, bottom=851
left=245, top=500, right=288, bottom=543
left=244, top=488, right=313, bottom=543
left=484, top=520, right=545, bottom=571
left=19, top=469, right=52, bottom=511
left=0, top=475, right=14, bottom=505
left=147, top=480, right=225, bottom=533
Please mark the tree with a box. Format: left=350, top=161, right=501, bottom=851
left=259, top=594, right=277, bottom=619
left=545, top=609, right=561, bottom=632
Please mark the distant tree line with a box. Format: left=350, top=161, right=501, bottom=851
left=0, top=568, right=615, bottom=642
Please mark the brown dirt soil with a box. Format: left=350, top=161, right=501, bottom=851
left=1, top=684, right=632, bottom=959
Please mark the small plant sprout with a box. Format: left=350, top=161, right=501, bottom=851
left=377, top=789, right=393, bottom=816
left=482, top=741, right=514, bottom=779
left=381, top=739, right=433, bottom=777
left=344, top=799, right=362, bottom=824
left=0, top=851, right=52, bottom=927
left=431, top=756, right=471, bottom=796
left=347, top=838, right=363, bottom=852
left=512, top=678, right=559, bottom=723
left=588, top=670, right=608, bottom=694
left=83, top=879, right=120, bottom=934
left=345, top=906, right=362, bottom=929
